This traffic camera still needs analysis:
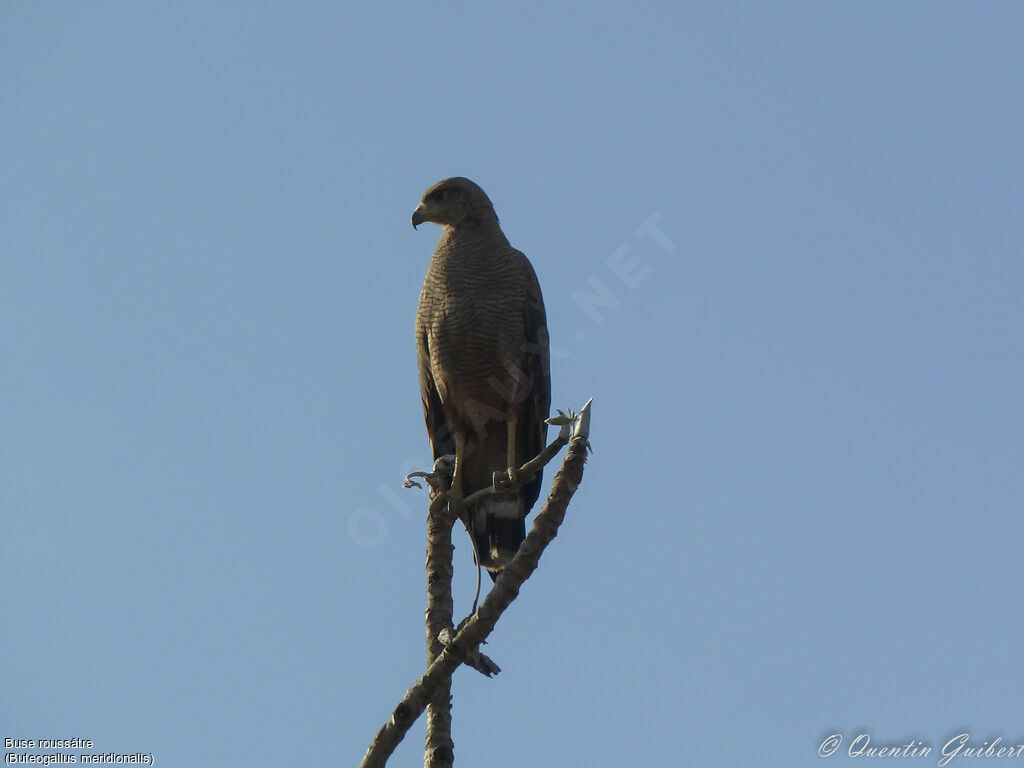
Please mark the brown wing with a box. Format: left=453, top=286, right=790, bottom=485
left=517, top=255, right=551, bottom=514
left=416, top=325, right=455, bottom=461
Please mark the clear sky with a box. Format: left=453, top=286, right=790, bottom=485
left=3, top=3, right=1023, bottom=767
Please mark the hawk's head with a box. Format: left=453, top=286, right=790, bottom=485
left=412, top=177, right=498, bottom=229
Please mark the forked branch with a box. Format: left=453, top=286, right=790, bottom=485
left=359, top=399, right=592, bottom=768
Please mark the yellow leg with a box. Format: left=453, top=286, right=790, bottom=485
left=506, top=417, right=518, bottom=483
left=448, top=431, right=465, bottom=504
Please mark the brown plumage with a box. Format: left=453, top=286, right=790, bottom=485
left=412, top=177, right=550, bottom=580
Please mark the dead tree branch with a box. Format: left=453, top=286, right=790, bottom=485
left=424, top=484, right=455, bottom=767
left=358, top=399, right=592, bottom=768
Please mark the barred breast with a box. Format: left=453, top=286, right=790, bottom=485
left=417, top=228, right=531, bottom=413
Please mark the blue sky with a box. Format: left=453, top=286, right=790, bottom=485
left=3, top=3, right=1022, bottom=766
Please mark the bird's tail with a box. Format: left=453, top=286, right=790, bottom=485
left=470, top=498, right=526, bottom=582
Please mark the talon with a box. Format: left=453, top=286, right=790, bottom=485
left=403, top=470, right=431, bottom=490
left=491, top=469, right=517, bottom=490
left=404, top=466, right=452, bottom=494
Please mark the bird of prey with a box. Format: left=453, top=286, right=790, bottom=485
left=412, top=177, right=550, bottom=580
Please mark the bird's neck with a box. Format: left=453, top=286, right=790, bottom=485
left=438, top=218, right=508, bottom=252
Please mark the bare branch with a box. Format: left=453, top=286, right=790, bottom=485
left=468, top=428, right=571, bottom=509
left=424, top=483, right=455, bottom=768
left=439, top=627, right=500, bottom=677
left=358, top=399, right=592, bottom=768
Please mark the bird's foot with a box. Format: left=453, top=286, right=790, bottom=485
left=492, top=467, right=518, bottom=490
left=404, top=455, right=455, bottom=494
left=403, top=471, right=432, bottom=490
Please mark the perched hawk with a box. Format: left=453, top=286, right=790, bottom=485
left=412, top=177, right=551, bottom=580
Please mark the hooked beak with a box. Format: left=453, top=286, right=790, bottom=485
left=411, top=208, right=425, bottom=229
